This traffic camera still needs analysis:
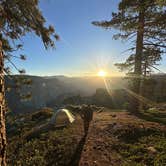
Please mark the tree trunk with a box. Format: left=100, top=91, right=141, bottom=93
left=130, top=7, right=145, bottom=113
left=0, top=41, right=7, bottom=166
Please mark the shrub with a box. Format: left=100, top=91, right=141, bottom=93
left=31, top=108, right=54, bottom=122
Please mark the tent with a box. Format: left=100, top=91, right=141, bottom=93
left=49, top=109, right=75, bottom=126
left=24, top=109, right=75, bottom=140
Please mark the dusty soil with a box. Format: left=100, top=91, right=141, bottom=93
left=75, top=111, right=166, bottom=166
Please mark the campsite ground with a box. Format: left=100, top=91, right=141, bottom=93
left=72, top=110, right=166, bottom=166
left=7, top=108, right=166, bottom=166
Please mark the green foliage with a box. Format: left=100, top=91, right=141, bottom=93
left=115, top=47, right=162, bottom=75
left=7, top=129, right=78, bottom=166
left=7, top=113, right=80, bottom=166
left=139, top=109, right=166, bottom=125
left=0, top=0, right=59, bottom=78
left=112, top=126, right=166, bottom=165
left=0, top=0, right=59, bottom=50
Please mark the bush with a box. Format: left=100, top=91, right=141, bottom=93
left=31, top=108, right=54, bottom=122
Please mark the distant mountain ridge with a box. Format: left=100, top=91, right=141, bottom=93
left=6, top=74, right=166, bottom=114
left=6, top=75, right=120, bottom=113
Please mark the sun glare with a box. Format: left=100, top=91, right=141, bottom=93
left=98, top=70, right=107, bottom=77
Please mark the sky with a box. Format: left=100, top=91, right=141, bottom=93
left=12, top=0, right=166, bottom=77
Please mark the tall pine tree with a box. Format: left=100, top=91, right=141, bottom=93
left=0, top=0, right=59, bottom=165
left=92, top=0, right=166, bottom=112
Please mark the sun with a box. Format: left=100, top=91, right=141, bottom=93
left=98, top=70, right=107, bottom=77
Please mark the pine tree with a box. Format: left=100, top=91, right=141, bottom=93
left=92, top=0, right=166, bottom=112
left=115, top=47, right=162, bottom=76
left=0, top=1, right=59, bottom=165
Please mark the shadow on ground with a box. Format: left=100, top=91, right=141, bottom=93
left=69, top=135, right=87, bottom=166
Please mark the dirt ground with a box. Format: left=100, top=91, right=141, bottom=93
left=74, top=111, right=166, bottom=166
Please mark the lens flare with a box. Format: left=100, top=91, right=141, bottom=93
left=103, top=77, right=157, bottom=107
left=98, top=70, right=107, bottom=77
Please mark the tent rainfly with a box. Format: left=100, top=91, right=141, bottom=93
left=49, top=109, right=75, bottom=126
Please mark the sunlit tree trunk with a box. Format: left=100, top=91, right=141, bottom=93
left=131, top=8, right=145, bottom=113
left=0, top=40, right=6, bottom=166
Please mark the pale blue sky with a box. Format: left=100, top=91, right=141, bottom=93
left=12, top=0, right=166, bottom=76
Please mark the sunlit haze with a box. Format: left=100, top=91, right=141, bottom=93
left=98, top=70, right=107, bottom=77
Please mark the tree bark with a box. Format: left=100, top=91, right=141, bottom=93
left=0, top=40, right=6, bottom=166
left=130, top=7, right=145, bottom=113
